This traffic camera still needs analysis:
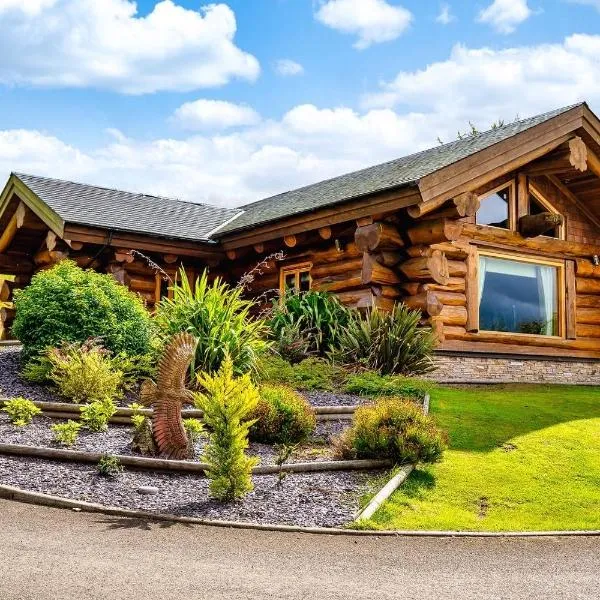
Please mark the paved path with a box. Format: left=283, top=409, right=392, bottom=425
left=0, top=499, right=598, bottom=600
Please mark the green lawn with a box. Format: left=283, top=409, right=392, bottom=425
left=366, top=384, right=600, bottom=531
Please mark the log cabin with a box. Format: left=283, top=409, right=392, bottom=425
left=2, top=102, right=600, bottom=382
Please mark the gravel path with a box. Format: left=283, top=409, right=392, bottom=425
left=303, top=390, right=368, bottom=407
left=0, top=347, right=58, bottom=403
left=0, top=454, right=380, bottom=527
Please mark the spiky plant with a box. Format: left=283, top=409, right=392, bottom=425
left=193, top=357, right=260, bottom=502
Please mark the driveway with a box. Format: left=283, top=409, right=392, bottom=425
left=0, top=499, right=598, bottom=600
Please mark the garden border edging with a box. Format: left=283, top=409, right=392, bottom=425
left=1, top=483, right=598, bottom=538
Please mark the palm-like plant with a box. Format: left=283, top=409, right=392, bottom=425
left=155, top=269, right=270, bottom=377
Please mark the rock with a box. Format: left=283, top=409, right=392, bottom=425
left=137, top=486, right=159, bottom=495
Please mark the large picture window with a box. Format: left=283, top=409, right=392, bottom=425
left=479, top=254, right=562, bottom=336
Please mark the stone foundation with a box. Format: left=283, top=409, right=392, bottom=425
left=428, top=352, right=600, bottom=385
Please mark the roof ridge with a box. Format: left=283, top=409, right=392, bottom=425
left=12, top=171, right=239, bottom=213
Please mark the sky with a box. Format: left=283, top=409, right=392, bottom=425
left=0, top=0, right=599, bottom=207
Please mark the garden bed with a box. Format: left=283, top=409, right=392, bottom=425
left=0, top=454, right=381, bottom=527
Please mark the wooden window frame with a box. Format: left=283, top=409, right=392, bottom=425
left=476, top=249, right=566, bottom=340
left=528, top=182, right=566, bottom=241
left=279, top=262, right=312, bottom=295
left=476, top=180, right=516, bottom=231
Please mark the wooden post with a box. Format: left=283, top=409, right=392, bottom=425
left=565, top=260, right=577, bottom=340
left=465, top=246, right=479, bottom=332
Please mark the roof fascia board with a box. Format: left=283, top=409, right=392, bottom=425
left=219, top=185, right=421, bottom=250
left=0, top=174, right=65, bottom=236
left=418, top=106, right=585, bottom=205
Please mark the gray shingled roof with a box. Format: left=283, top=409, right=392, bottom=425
left=216, top=104, right=583, bottom=235
left=14, top=172, right=241, bottom=243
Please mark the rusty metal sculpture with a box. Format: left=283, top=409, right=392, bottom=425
left=140, top=332, right=198, bottom=460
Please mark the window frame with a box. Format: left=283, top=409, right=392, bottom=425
left=477, top=249, right=565, bottom=339
left=476, top=181, right=516, bottom=231
left=527, top=182, right=566, bottom=240
left=279, top=262, right=312, bottom=295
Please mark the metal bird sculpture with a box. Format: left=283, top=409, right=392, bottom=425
left=139, top=332, right=198, bottom=460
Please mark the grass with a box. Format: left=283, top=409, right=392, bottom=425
left=365, top=384, right=600, bottom=531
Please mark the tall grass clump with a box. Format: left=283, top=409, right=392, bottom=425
left=193, top=357, right=260, bottom=501
left=332, top=304, right=437, bottom=375
left=269, top=290, right=351, bottom=361
left=156, top=270, right=269, bottom=377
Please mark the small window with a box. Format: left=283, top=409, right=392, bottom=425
left=477, top=185, right=511, bottom=229
left=479, top=254, right=562, bottom=337
left=528, top=189, right=562, bottom=239
left=280, top=263, right=312, bottom=294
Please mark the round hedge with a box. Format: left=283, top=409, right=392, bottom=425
left=250, top=384, right=316, bottom=445
left=12, top=260, right=154, bottom=363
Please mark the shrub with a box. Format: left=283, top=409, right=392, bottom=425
left=47, top=341, right=123, bottom=404
left=97, top=454, right=123, bottom=477
left=332, top=305, right=437, bottom=375
left=269, top=290, right=351, bottom=360
left=183, top=418, right=205, bottom=444
left=21, top=356, right=53, bottom=384
left=156, top=270, right=269, bottom=377
left=111, top=350, right=159, bottom=390
left=256, top=354, right=346, bottom=391
left=344, top=372, right=434, bottom=401
left=193, top=357, right=260, bottom=501
left=12, top=260, right=154, bottom=364
left=2, top=397, right=41, bottom=426
left=80, top=398, right=117, bottom=432
left=336, top=398, right=446, bottom=464
left=51, top=420, right=81, bottom=447
left=250, top=385, right=316, bottom=445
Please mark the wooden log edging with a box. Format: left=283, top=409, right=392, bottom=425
left=0, top=443, right=391, bottom=476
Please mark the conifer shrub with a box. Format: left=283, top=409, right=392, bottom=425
left=335, top=397, right=446, bottom=464
left=343, top=372, right=434, bottom=401
left=156, top=270, right=269, bottom=377
left=332, top=305, right=437, bottom=375
left=46, top=341, right=123, bottom=404
left=80, top=398, right=117, bottom=433
left=51, top=420, right=81, bottom=447
left=2, top=397, right=41, bottom=426
left=12, top=260, right=154, bottom=365
left=193, top=357, right=259, bottom=501
left=250, top=385, right=316, bottom=445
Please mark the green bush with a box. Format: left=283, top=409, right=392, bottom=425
left=21, top=356, right=53, bottom=384
left=156, top=269, right=269, bottom=377
left=193, top=357, right=259, bottom=501
left=47, top=341, right=123, bottom=404
left=97, top=454, right=123, bottom=477
left=51, top=420, right=81, bottom=447
left=332, top=304, right=437, bottom=375
left=336, top=398, right=446, bottom=464
left=269, top=291, right=351, bottom=360
left=344, top=372, right=434, bottom=401
left=80, top=398, right=117, bottom=432
left=256, top=354, right=346, bottom=391
left=250, top=385, right=316, bottom=445
left=2, top=397, right=41, bottom=426
left=12, top=261, right=154, bottom=364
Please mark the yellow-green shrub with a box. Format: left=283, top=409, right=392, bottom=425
left=2, top=397, right=41, bottom=426
left=47, top=342, right=123, bottom=404
left=336, top=397, right=446, bottom=464
left=250, top=385, right=316, bottom=445
left=80, top=397, right=117, bottom=432
left=51, top=420, right=81, bottom=446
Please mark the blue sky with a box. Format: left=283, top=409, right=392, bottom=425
left=0, top=0, right=598, bottom=206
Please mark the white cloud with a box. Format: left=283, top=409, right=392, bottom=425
left=2, top=34, right=600, bottom=209
left=315, top=0, right=412, bottom=49
left=172, top=99, right=261, bottom=131
left=436, top=3, right=456, bottom=25
left=0, top=0, right=259, bottom=94
left=478, top=0, right=532, bottom=34
left=274, top=59, right=304, bottom=76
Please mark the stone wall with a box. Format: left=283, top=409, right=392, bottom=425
left=428, top=352, right=600, bottom=385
